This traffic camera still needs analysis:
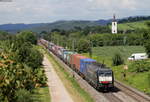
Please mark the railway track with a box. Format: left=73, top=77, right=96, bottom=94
left=115, top=80, right=150, bottom=102
left=41, top=45, right=150, bottom=102
left=103, top=92, right=122, bottom=102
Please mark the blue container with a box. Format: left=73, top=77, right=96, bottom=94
left=80, top=58, right=96, bottom=74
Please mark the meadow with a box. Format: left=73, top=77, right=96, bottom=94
left=83, top=46, right=150, bottom=95
left=109, top=20, right=150, bottom=31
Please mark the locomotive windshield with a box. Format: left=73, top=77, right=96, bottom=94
left=99, top=71, right=112, bottom=77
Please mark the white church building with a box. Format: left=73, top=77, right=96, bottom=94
left=112, top=14, right=117, bottom=34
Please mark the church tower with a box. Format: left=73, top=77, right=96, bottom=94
left=112, top=14, right=117, bottom=34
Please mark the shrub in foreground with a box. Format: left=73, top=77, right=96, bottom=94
left=15, top=89, right=33, bottom=102
left=112, top=53, right=124, bottom=66
left=129, top=60, right=150, bottom=73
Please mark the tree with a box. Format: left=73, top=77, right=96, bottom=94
left=0, top=31, right=46, bottom=101
left=77, top=39, right=90, bottom=53
left=17, top=31, right=37, bottom=45
left=25, top=47, right=43, bottom=69
left=144, top=22, right=150, bottom=57
left=0, top=31, right=11, bottom=40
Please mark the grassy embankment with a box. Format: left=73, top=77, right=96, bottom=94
left=83, top=46, right=150, bottom=95
left=38, top=46, right=94, bottom=102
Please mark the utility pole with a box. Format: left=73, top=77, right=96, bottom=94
left=72, top=39, right=75, bottom=78
left=89, top=41, right=93, bottom=58
left=57, top=37, right=59, bottom=46
left=72, top=39, right=75, bottom=52
left=123, top=36, right=127, bottom=45
left=123, top=36, right=127, bottom=52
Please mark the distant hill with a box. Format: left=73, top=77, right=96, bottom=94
left=0, top=23, right=45, bottom=33
left=29, top=20, right=111, bottom=33
left=0, top=20, right=112, bottom=33
left=118, top=16, right=150, bottom=23
left=0, top=16, right=150, bottom=33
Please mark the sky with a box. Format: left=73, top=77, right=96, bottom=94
left=0, top=0, right=150, bottom=24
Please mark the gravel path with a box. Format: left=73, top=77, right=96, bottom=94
left=43, top=55, right=74, bottom=102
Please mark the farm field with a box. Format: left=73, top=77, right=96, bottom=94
left=110, top=20, right=150, bottom=31
left=83, top=46, right=150, bottom=95
left=83, top=46, right=145, bottom=65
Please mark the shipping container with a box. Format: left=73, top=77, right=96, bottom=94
left=62, top=50, right=73, bottom=61
left=60, top=49, right=69, bottom=59
left=57, top=47, right=64, bottom=57
left=40, top=39, right=48, bottom=48
left=71, top=54, right=87, bottom=71
left=52, top=45, right=56, bottom=52
left=66, top=52, right=77, bottom=64
left=48, top=42, right=54, bottom=51
left=54, top=46, right=63, bottom=55
left=80, top=58, right=96, bottom=74
left=70, top=54, right=80, bottom=66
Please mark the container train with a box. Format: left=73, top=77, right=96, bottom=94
left=39, top=39, right=114, bottom=90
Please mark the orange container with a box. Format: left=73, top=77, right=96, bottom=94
left=70, top=54, right=80, bottom=65
left=71, top=54, right=87, bottom=71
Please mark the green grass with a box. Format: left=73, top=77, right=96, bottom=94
left=110, top=20, right=150, bottom=31
left=112, top=65, right=150, bottom=94
left=83, top=46, right=145, bottom=66
left=40, top=46, right=94, bottom=102
left=83, top=46, right=150, bottom=95
left=32, top=87, right=51, bottom=102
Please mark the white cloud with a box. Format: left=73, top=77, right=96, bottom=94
left=0, top=0, right=149, bottom=24
left=88, top=0, right=137, bottom=10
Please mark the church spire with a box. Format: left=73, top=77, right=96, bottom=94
left=113, top=14, right=116, bottom=21
left=112, top=14, right=117, bottom=34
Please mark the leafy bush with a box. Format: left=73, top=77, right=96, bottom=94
left=129, top=60, right=150, bottom=73
left=112, top=53, right=124, bottom=66
left=0, top=91, right=5, bottom=102
left=17, top=31, right=37, bottom=45
left=0, top=52, right=47, bottom=101
left=15, top=89, right=33, bottom=102
left=34, top=68, right=47, bottom=87
left=12, top=41, right=43, bottom=69
left=25, top=47, right=43, bottom=69
left=77, top=39, right=90, bottom=53
left=0, top=31, right=47, bottom=101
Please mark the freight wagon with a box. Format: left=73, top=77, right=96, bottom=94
left=66, top=52, right=77, bottom=66
left=63, top=51, right=75, bottom=64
